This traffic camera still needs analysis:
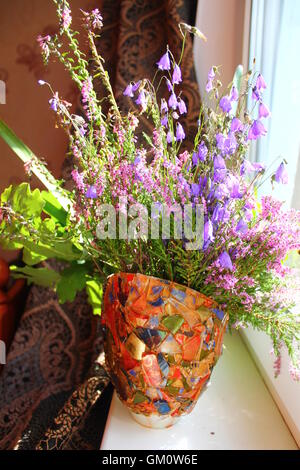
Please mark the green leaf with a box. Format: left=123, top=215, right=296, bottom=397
left=41, top=191, right=68, bottom=226
left=1, top=183, right=44, bottom=218
left=21, top=238, right=82, bottom=266
left=56, top=262, right=90, bottom=303
left=10, top=265, right=61, bottom=288
left=0, top=118, right=73, bottom=212
left=86, top=279, right=103, bottom=316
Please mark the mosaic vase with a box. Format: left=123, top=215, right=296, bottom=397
left=102, top=273, right=228, bottom=429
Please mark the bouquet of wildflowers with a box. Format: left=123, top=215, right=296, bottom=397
left=0, top=0, right=299, bottom=379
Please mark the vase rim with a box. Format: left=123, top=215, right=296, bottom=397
left=107, top=271, right=221, bottom=310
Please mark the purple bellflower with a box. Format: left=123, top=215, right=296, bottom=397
left=168, top=92, right=178, bottom=110
left=275, top=162, right=288, bottom=185
left=85, top=185, right=98, bottom=199
left=259, top=102, right=271, bottom=119
left=177, top=98, right=187, bottom=114
left=172, top=64, right=182, bottom=84
left=218, top=251, right=233, bottom=270
left=123, top=83, right=134, bottom=97
left=231, top=117, right=243, bottom=133
left=248, top=120, right=267, bottom=140
left=219, top=96, right=232, bottom=113
left=157, top=51, right=171, bottom=71
left=176, top=123, right=185, bottom=141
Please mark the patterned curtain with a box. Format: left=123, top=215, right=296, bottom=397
left=92, top=0, right=200, bottom=144
left=0, top=0, right=200, bottom=450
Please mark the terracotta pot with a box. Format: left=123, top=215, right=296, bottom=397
left=102, top=273, right=228, bottom=429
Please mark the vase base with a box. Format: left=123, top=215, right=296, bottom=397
left=129, top=410, right=179, bottom=429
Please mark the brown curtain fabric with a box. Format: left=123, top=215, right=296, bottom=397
left=94, top=0, right=201, bottom=144
left=0, top=0, right=200, bottom=450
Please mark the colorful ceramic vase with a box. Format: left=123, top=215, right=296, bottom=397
left=102, top=273, right=228, bottom=429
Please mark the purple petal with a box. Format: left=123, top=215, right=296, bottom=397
left=275, top=162, right=288, bottom=185
left=157, top=51, right=171, bottom=71
left=123, top=83, right=134, bottom=97
left=168, top=92, right=178, bottom=110
left=85, top=185, right=98, bottom=199
left=176, top=123, right=185, bottom=141
left=218, top=251, right=233, bottom=270
left=172, top=64, right=182, bottom=84
left=219, top=96, right=232, bottom=113
left=259, top=102, right=271, bottom=119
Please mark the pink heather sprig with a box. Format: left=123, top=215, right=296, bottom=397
left=61, top=5, right=72, bottom=30
left=81, top=9, right=103, bottom=31
left=37, top=35, right=52, bottom=61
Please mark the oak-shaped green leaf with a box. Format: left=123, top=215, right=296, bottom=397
left=1, top=183, right=44, bottom=218
left=56, top=262, right=90, bottom=304
left=10, top=265, right=61, bottom=288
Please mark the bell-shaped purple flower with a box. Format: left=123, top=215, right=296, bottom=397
left=208, top=67, right=215, bottom=80
left=191, top=183, right=200, bottom=197
left=172, top=64, right=182, bottom=84
left=256, top=74, right=267, bottom=92
left=275, top=162, right=288, bottom=184
left=241, top=159, right=265, bottom=175
left=259, top=102, right=271, bottom=119
left=247, top=120, right=267, bottom=140
left=161, top=99, right=168, bottom=114
left=166, top=78, right=173, bottom=92
left=252, top=162, right=265, bottom=172
left=85, top=185, right=98, bottom=199
left=177, top=98, right=187, bottom=114
left=219, top=96, right=232, bottom=113
left=236, top=218, right=248, bottom=234
left=176, top=123, right=185, bottom=141
left=157, top=51, right=171, bottom=71
left=213, top=169, right=227, bottom=183
left=198, top=141, right=208, bottom=161
left=230, top=86, right=239, bottom=102
left=168, top=92, right=178, bottom=110
left=231, top=117, right=243, bottom=133
left=132, top=81, right=141, bottom=92
left=49, top=97, right=58, bottom=112
left=166, top=131, right=173, bottom=144
left=214, top=183, right=229, bottom=199
left=123, top=83, right=134, bottom=97
left=135, top=89, right=147, bottom=110
left=224, top=132, right=237, bottom=155
left=216, top=133, right=225, bottom=152
left=204, top=219, right=214, bottom=244
left=214, top=154, right=226, bottom=170
left=206, top=79, right=213, bottom=93
left=161, top=115, right=168, bottom=127
left=199, top=175, right=208, bottom=190
left=218, top=251, right=233, bottom=270
left=192, top=152, right=198, bottom=166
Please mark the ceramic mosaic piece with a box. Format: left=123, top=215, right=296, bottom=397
left=102, top=273, right=228, bottom=428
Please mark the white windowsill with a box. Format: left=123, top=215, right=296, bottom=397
left=100, top=331, right=298, bottom=450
